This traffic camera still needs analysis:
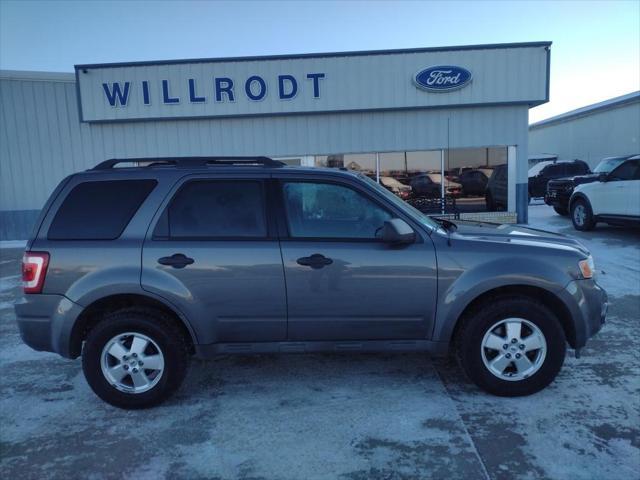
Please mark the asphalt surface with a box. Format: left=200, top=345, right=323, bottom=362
left=1, top=205, right=639, bottom=480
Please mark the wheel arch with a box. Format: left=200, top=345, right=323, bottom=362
left=69, top=293, right=196, bottom=358
left=449, top=285, right=577, bottom=349
left=569, top=191, right=591, bottom=212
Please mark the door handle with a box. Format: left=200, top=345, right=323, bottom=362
left=158, top=253, right=194, bottom=269
left=296, top=253, right=333, bottom=269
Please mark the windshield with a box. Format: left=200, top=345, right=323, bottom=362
left=528, top=161, right=553, bottom=176
left=593, top=157, right=626, bottom=173
left=380, top=177, right=405, bottom=188
left=358, top=174, right=441, bottom=232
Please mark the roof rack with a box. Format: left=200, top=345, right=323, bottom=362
left=92, top=156, right=286, bottom=170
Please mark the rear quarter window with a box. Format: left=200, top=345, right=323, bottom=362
left=48, top=180, right=157, bottom=240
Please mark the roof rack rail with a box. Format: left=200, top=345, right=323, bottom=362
left=92, top=156, right=286, bottom=170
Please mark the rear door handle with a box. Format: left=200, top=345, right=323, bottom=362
left=296, top=253, right=333, bottom=269
left=158, top=253, right=194, bottom=269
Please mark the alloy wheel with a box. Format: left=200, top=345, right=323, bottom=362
left=100, top=332, right=165, bottom=394
left=480, top=318, right=547, bottom=381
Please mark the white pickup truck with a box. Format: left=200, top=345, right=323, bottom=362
left=569, top=155, right=640, bottom=230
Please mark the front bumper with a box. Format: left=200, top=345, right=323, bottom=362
left=14, top=294, right=84, bottom=358
left=544, top=191, right=571, bottom=208
left=557, top=279, right=607, bottom=349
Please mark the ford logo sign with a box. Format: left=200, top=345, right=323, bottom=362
left=414, top=65, right=472, bottom=92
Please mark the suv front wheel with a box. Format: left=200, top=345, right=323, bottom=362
left=82, top=307, right=190, bottom=409
left=456, top=296, right=566, bottom=396
left=571, top=198, right=596, bottom=231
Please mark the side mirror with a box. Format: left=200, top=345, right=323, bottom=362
left=382, top=218, right=416, bottom=244
left=598, top=172, right=608, bottom=182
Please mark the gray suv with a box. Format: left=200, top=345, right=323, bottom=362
left=15, top=157, right=607, bottom=409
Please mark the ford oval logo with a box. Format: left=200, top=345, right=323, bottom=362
left=414, top=65, right=472, bottom=92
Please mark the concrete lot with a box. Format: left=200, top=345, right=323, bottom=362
left=1, top=205, right=639, bottom=480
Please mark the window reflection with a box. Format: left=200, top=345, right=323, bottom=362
left=315, top=147, right=508, bottom=214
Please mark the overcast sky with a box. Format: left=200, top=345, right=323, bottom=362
left=1, top=0, right=638, bottom=122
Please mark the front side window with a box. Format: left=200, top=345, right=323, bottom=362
left=282, top=182, right=391, bottom=239
left=609, top=160, right=639, bottom=181
left=166, top=181, right=266, bottom=238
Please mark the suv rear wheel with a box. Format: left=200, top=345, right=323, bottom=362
left=456, top=296, right=566, bottom=396
left=571, top=198, right=595, bottom=231
left=82, top=307, right=190, bottom=409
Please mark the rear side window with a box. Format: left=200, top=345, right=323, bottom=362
left=48, top=180, right=157, bottom=240
left=165, top=180, right=267, bottom=238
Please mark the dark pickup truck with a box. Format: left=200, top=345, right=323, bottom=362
left=545, top=155, right=636, bottom=215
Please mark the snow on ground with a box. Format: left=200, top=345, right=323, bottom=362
left=0, top=205, right=638, bottom=479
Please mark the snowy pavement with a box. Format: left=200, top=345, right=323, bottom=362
left=1, top=205, right=638, bottom=479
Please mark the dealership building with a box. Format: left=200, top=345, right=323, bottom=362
left=0, top=41, right=551, bottom=240
left=529, top=91, right=640, bottom=168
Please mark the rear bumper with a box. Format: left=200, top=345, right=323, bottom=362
left=14, top=294, right=84, bottom=358
left=558, top=279, right=607, bottom=349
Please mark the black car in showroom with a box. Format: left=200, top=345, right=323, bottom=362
left=545, top=155, right=637, bottom=215
left=528, top=160, right=590, bottom=199
left=458, top=168, right=494, bottom=196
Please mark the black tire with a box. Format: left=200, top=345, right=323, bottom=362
left=455, top=296, right=566, bottom=397
left=82, top=307, right=190, bottom=409
left=553, top=205, right=569, bottom=216
left=570, top=198, right=596, bottom=231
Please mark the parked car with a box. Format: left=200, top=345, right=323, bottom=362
left=528, top=160, right=590, bottom=199
left=379, top=176, right=412, bottom=199
left=546, top=155, right=637, bottom=216
left=569, top=155, right=640, bottom=230
left=411, top=173, right=462, bottom=198
left=458, top=168, right=494, bottom=196
left=485, top=164, right=508, bottom=211
left=16, top=156, right=607, bottom=408
left=447, top=166, right=474, bottom=182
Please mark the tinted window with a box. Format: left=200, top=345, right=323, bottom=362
left=48, top=180, right=157, bottom=240
left=283, top=182, right=391, bottom=239
left=544, top=164, right=564, bottom=176
left=167, top=181, right=266, bottom=238
left=567, top=162, right=588, bottom=174
left=609, top=160, right=640, bottom=181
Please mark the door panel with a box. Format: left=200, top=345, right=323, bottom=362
left=142, top=242, right=286, bottom=343
left=281, top=241, right=437, bottom=340
left=141, top=177, right=287, bottom=344
left=277, top=178, right=438, bottom=341
left=628, top=180, right=640, bottom=216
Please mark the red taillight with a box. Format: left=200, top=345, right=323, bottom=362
left=22, top=252, right=49, bottom=294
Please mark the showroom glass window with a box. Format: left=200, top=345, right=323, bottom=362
left=164, top=181, right=267, bottom=238
left=282, top=182, right=391, bottom=239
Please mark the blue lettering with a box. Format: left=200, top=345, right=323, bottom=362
left=278, top=75, right=298, bottom=100
left=162, top=80, right=180, bottom=104
left=306, top=73, right=325, bottom=98
left=188, top=79, right=206, bottom=103
left=102, top=82, right=130, bottom=107
left=245, top=75, right=266, bottom=101
left=142, top=81, right=150, bottom=105
left=215, top=77, right=235, bottom=102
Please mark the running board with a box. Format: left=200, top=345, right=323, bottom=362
left=195, top=340, right=448, bottom=358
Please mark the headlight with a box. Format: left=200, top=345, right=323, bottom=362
left=578, top=256, right=595, bottom=279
